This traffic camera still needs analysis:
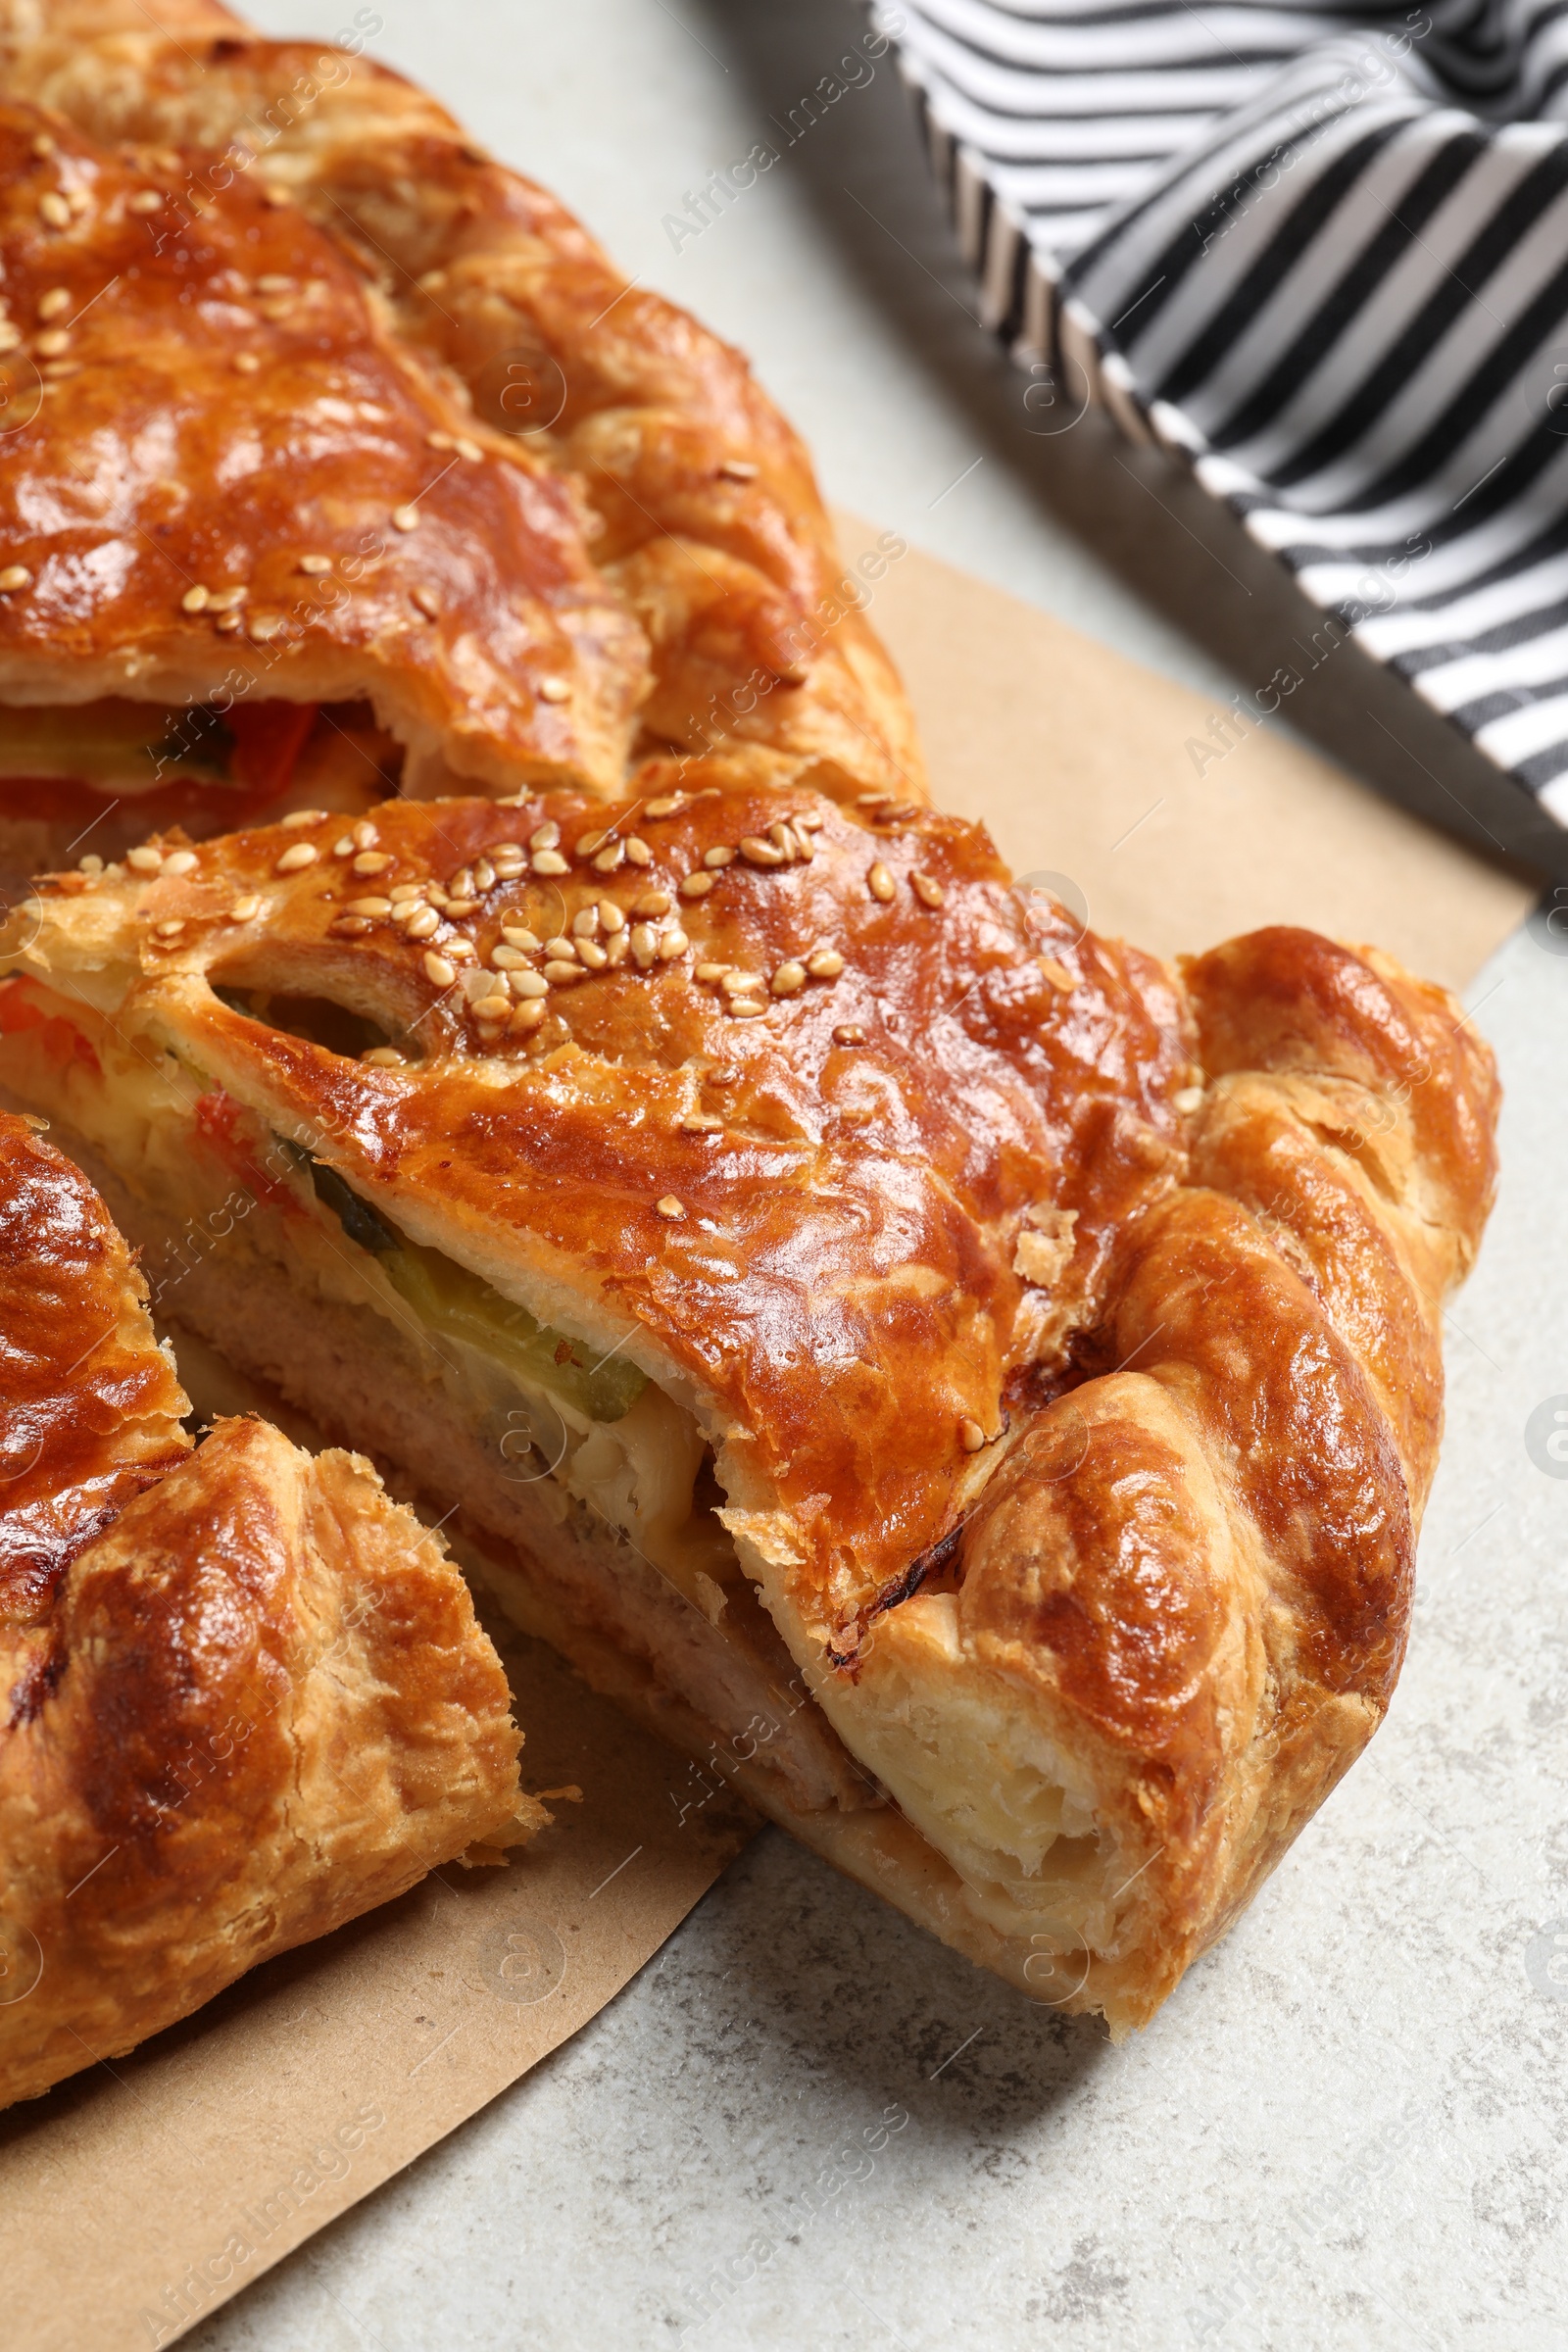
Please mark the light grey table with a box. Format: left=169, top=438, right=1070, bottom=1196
left=191, top=7, right=1568, bottom=2346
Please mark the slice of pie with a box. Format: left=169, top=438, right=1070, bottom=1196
left=0, top=1105, right=530, bottom=2111
left=0, top=778, right=1499, bottom=2031
left=0, top=3, right=923, bottom=882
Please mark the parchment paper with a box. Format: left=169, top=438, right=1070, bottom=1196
left=0, top=524, right=1534, bottom=2352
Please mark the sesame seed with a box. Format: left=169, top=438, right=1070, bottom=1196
left=858, top=790, right=892, bottom=808
left=406, top=906, right=444, bottom=940
left=347, top=897, right=393, bottom=916
left=1173, top=1085, right=1204, bottom=1115
left=329, top=914, right=372, bottom=938
left=250, top=613, right=286, bottom=643
left=154, top=918, right=184, bottom=939
left=413, top=585, right=442, bottom=620
left=911, top=871, right=945, bottom=909
left=543, top=935, right=576, bottom=960
left=352, top=820, right=378, bottom=849
left=128, top=188, right=164, bottom=215
left=770, top=961, right=807, bottom=997
left=532, top=849, right=569, bottom=876
left=77, top=853, right=103, bottom=875
left=501, top=926, right=541, bottom=951
left=37, top=288, right=70, bottom=320
left=679, top=1113, right=723, bottom=1134
left=0, top=565, right=32, bottom=593
left=455, top=435, right=484, bottom=464
left=786, top=822, right=814, bottom=862
left=571, top=906, right=600, bottom=938
left=1039, top=957, right=1075, bottom=993
left=739, top=835, right=786, bottom=868
left=807, top=950, right=844, bottom=979
left=216, top=612, right=243, bottom=632
left=449, top=866, right=475, bottom=898
left=695, top=963, right=730, bottom=984
left=867, top=862, right=896, bottom=904
left=280, top=808, right=324, bottom=827
left=299, top=554, right=332, bottom=575
left=958, top=1417, right=987, bottom=1454
left=632, top=890, right=671, bottom=917
left=426, top=430, right=454, bottom=451
left=645, top=795, right=684, bottom=818
left=629, top=925, right=659, bottom=969
left=490, top=944, right=530, bottom=969
left=472, top=994, right=512, bottom=1021
left=511, top=970, right=549, bottom=1000
left=656, top=1196, right=686, bottom=1220
left=31, top=134, right=55, bottom=158
left=832, top=1023, right=867, bottom=1047
left=537, top=676, right=570, bottom=703
left=719, top=459, right=759, bottom=480
left=34, top=329, right=69, bottom=357
left=423, top=952, right=457, bottom=986
left=720, top=970, right=763, bottom=996
left=606, top=932, right=630, bottom=965
left=331, top=836, right=356, bottom=858
left=599, top=900, right=625, bottom=933
left=576, top=939, right=609, bottom=969
left=234, top=353, right=261, bottom=374
left=544, top=959, right=583, bottom=984
left=228, top=896, right=263, bottom=921
left=364, top=1047, right=405, bottom=1065
left=679, top=872, right=714, bottom=901
left=703, top=846, right=735, bottom=870
left=126, top=845, right=163, bottom=873
left=41, top=358, right=79, bottom=379
left=209, top=586, right=247, bottom=612
left=274, top=842, right=318, bottom=872
left=180, top=584, right=210, bottom=613
left=162, top=849, right=198, bottom=875
left=657, top=928, right=689, bottom=961
left=0, top=325, right=20, bottom=353
left=510, top=1001, right=547, bottom=1033
left=624, top=836, right=652, bottom=867
left=529, top=821, right=562, bottom=851
left=590, top=840, right=625, bottom=874
left=353, top=851, right=391, bottom=875
left=491, top=858, right=524, bottom=881
left=256, top=274, right=293, bottom=294
left=391, top=505, right=420, bottom=532
left=39, top=192, right=71, bottom=228
left=389, top=883, right=423, bottom=903
left=727, top=1004, right=767, bottom=1020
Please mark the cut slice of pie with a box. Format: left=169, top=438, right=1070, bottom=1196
left=0, top=776, right=1499, bottom=2032
left=0, top=1106, right=530, bottom=2112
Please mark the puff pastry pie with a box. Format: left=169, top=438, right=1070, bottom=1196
left=0, top=3, right=922, bottom=882
left=0, top=780, right=1499, bottom=2030
left=0, top=1105, right=528, bottom=2111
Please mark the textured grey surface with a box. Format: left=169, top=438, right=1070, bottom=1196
left=174, top=4, right=1568, bottom=2345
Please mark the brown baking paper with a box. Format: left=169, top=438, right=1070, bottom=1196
left=0, top=524, right=1534, bottom=2352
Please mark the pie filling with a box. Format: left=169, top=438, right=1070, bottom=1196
left=0, top=974, right=1131, bottom=1987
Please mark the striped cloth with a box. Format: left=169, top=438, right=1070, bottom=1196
left=885, top=0, right=1568, bottom=829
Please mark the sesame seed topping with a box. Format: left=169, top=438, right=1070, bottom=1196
left=770, top=961, right=807, bottom=997
left=353, top=851, right=391, bottom=875
left=678, top=1113, right=723, bottom=1133
left=727, top=1004, right=767, bottom=1020
left=128, top=188, right=164, bottom=215
left=656, top=1196, right=686, bottom=1220
left=39, top=192, right=71, bottom=228
left=216, top=611, right=243, bottom=631
left=423, top=952, right=457, bottom=986
left=455, top=436, right=484, bottom=464
left=624, top=836, right=653, bottom=867
left=274, top=842, right=318, bottom=873
left=472, top=994, right=512, bottom=1022
left=299, top=554, right=332, bottom=575
left=234, top=353, right=261, bottom=374
left=389, top=883, right=423, bottom=903
left=632, top=891, right=671, bottom=917
left=511, top=970, right=549, bottom=1000
left=570, top=906, right=600, bottom=938
left=911, top=871, right=945, bottom=909
left=544, top=959, right=583, bottom=984
left=37, top=288, right=70, bottom=320
left=412, top=584, right=442, bottom=620
left=719, top=459, right=759, bottom=480
left=249, top=613, right=284, bottom=642
left=162, top=849, right=198, bottom=875
left=695, top=963, right=730, bottom=984
left=208, top=588, right=247, bottom=615
left=644, top=795, right=684, bottom=818
left=404, top=906, right=441, bottom=940
left=1173, top=1085, right=1204, bottom=1115
left=537, top=676, right=570, bottom=703
left=679, top=872, right=714, bottom=901
left=364, top=1047, right=405, bottom=1065
left=511, top=1001, right=547, bottom=1033
left=720, top=970, right=763, bottom=996
left=657, top=928, right=689, bottom=961
left=472, top=858, right=496, bottom=892
left=426, top=430, right=454, bottom=451
left=229, top=896, right=263, bottom=921
left=1038, top=957, right=1075, bottom=993
left=542, top=935, right=576, bottom=961
left=154, top=918, right=184, bottom=939
left=391, top=505, right=420, bottom=533
left=351, top=820, right=378, bottom=849
left=256, top=274, right=293, bottom=295
left=599, top=900, right=625, bottom=933
left=0, top=325, right=20, bottom=353
left=332, top=836, right=356, bottom=858
left=832, top=1023, right=867, bottom=1047
left=629, top=925, right=659, bottom=969
left=501, top=926, right=541, bottom=951
left=330, top=914, right=372, bottom=938
left=958, top=1417, right=987, bottom=1454
left=490, top=944, right=529, bottom=969
left=126, top=845, right=163, bottom=873
left=605, top=932, right=630, bottom=965
left=529, top=821, right=561, bottom=851
left=807, top=950, right=844, bottom=979
left=739, top=835, right=786, bottom=868
left=281, top=808, right=325, bottom=827
left=591, top=840, right=625, bottom=874
left=532, top=849, right=569, bottom=876
left=34, top=329, right=69, bottom=357
left=347, top=897, right=393, bottom=916
left=41, top=358, right=79, bottom=378
left=77, top=853, right=102, bottom=875
left=576, top=939, right=609, bottom=969
left=867, top=862, right=896, bottom=904
left=31, top=135, right=56, bottom=158
left=180, top=584, right=210, bottom=613
left=0, top=565, right=32, bottom=593
left=703, top=846, right=735, bottom=870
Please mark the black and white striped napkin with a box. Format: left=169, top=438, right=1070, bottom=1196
left=885, top=0, right=1568, bottom=831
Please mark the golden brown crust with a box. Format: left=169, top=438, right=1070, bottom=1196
left=0, top=4, right=923, bottom=803
left=0, top=1110, right=524, bottom=2109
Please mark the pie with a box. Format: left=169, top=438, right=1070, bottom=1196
left=0, top=779, right=1500, bottom=2031
left=0, top=1, right=922, bottom=885
left=0, top=1103, right=530, bottom=2111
